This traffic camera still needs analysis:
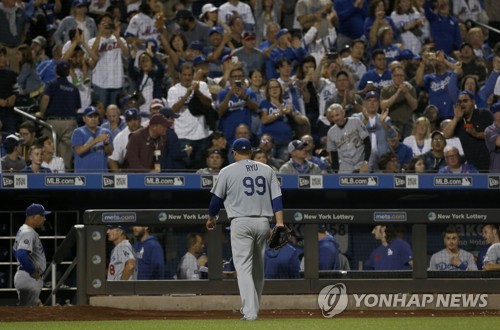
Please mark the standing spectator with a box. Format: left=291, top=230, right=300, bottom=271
left=0, top=0, right=28, bottom=73
left=54, top=0, right=97, bottom=47
left=106, top=225, right=137, bottom=280
left=391, top=0, right=425, bottom=55
left=167, top=63, right=214, bottom=169
left=459, top=42, right=487, bottom=85
left=479, top=224, right=500, bottom=270
left=416, top=51, right=461, bottom=121
left=324, top=70, right=362, bottom=119
left=294, top=0, right=333, bottom=38
left=177, top=233, right=206, bottom=280
left=365, top=224, right=413, bottom=271
left=326, top=103, right=371, bottom=173
left=380, top=65, right=418, bottom=139
left=89, top=13, right=129, bottom=107
left=438, top=145, right=478, bottom=173
left=37, top=136, right=65, bottom=173
left=485, top=102, right=500, bottom=173
left=0, top=46, right=18, bottom=134
left=253, top=0, right=281, bottom=44
left=423, top=0, right=462, bottom=55
left=334, top=0, right=368, bottom=50
left=352, top=91, right=393, bottom=170
left=128, top=45, right=165, bottom=117
left=204, top=26, right=232, bottom=79
left=231, top=31, right=266, bottom=76
left=101, top=104, right=126, bottom=139
left=452, top=0, right=485, bottom=24
left=342, top=39, right=367, bottom=87
left=364, top=0, right=398, bottom=49
left=278, top=139, right=322, bottom=174
left=1, top=134, right=26, bottom=172
left=132, top=226, right=165, bottom=280
left=13, top=204, right=50, bottom=306
left=358, top=49, right=392, bottom=96
left=20, top=145, right=51, bottom=173
left=429, top=225, right=478, bottom=271
left=172, top=9, right=210, bottom=47
left=443, top=90, right=492, bottom=171
left=15, top=44, right=44, bottom=106
left=421, top=130, right=447, bottom=172
left=125, top=0, right=161, bottom=61
left=257, top=133, right=284, bottom=170
left=217, top=67, right=258, bottom=145
left=108, top=107, right=142, bottom=172
left=123, top=113, right=168, bottom=172
left=218, top=0, right=255, bottom=32
left=72, top=106, right=113, bottom=172
left=36, top=61, right=81, bottom=170
left=270, top=29, right=307, bottom=79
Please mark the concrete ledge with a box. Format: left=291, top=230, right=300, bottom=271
left=90, top=294, right=500, bottom=311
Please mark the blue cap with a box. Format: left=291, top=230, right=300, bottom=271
left=397, top=49, right=420, bottom=61
left=55, top=60, right=69, bottom=74
left=491, top=102, right=500, bottom=114
left=159, top=107, right=180, bottom=119
left=106, top=225, right=129, bottom=232
left=26, top=203, right=51, bottom=217
left=209, top=26, right=224, bottom=36
left=288, top=139, right=307, bottom=153
left=276, top=28, right=289, bottom=40
left=72, top=0, right=87, bottom=7
left=188, top=41, right=204, bottom=52
left=232, top=138, right=252, bottom=151
left=364, top=90, right=379, bottom=100
left=145, top=38, right=158, bottom=52
left=124, top=108, right=139, bottom=120
left=193, top=54, right=208, bottom=66
left=84, top=106, right=99, bottom=117
left=459, top=90, right=474, bottom=99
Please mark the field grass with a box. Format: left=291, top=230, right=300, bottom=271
left=2, top=317, right=500, bottom=330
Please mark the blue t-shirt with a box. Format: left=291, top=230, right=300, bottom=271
left=71, top=125, right=112, bottom=173
left=358, top=69, right=392, bottom=91
left=423, top=71, right=458, bottom=120
left=217, top=87, right=256, bottom=144
left=319, top=235, right=340, bottom=270
left=258, top=99, right=293, bottom=143
left=365, top=238, right=413, bottom=270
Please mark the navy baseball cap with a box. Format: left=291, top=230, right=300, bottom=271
left=124, top=108, right=139, bottom=120
left=106, top=225, right=129, bottom=231
left=188, top=41, right=204, bottom=52
left=491, top=102, right=500, bottom=114
left=397, top=49, right=420, bottom=61
left=459, top=90, right=474, bottom=99
left=209, top=26, right=224, bottom=36
left=364, top=91, right=379, bottom=100
left=242, top=31, right=256, bottom=41
left=288, top=139, right=307, bottom=153
left=159, top=107, right=180, bottom=119
left=232, top=138, right=252, bottom=151
left=276, top=28, right=289, bottom=39
left=84, top=106, right=99, bottom=116
left=176, top=9, right=193, bottom=20
left=193, top=54, right=208, bottom=66
left=72, top=0, right=87, bottom=7
left=26, top=203, right=51, bottom=217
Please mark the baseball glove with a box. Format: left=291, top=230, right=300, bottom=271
left=269, top=225, right=289, bottom=250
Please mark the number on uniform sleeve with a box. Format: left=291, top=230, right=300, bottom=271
left=109, top=264, right=115, bottom=275
left=242, top=176, right=266, bottom=196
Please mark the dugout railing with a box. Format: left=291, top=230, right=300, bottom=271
left=76, top=208, right=500, bottom=305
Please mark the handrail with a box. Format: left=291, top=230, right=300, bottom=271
left=466, top=19, right=500, bottom=36
left=13, top=107, right=57, bottom=156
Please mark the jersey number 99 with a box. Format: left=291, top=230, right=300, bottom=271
left=243, top=176, right=266, bottom=196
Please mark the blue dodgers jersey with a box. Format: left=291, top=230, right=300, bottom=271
left=366, top=238, right=413, bottom=271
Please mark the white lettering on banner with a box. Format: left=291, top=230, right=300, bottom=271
left=318, top=284, right=488, bottom=317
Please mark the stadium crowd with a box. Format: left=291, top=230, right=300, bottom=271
left=1, top=0, right=500, bottom=173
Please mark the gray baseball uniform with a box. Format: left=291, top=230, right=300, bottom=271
left=483, top=243, right=500, bottom=265
left=326, top=117, right=370, bottom=173
left=177, top=252, right=201, bottom=280
left=428, top=249, right=478, bottom=271
left=211, top=159, right=282, bottom=320
left=13, top=224, right=46, bottom=306
left=108, top=239, right=137, bottom=280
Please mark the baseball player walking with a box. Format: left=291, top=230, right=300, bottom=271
left=206, top=138, right=285, bottom=321
left=13, top=203, right=51, bottom=306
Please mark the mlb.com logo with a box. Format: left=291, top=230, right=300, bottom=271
left=317, top=284, right=488, bottom=317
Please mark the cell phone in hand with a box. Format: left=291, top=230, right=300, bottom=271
left=235, top=80, right=242, bottom=88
